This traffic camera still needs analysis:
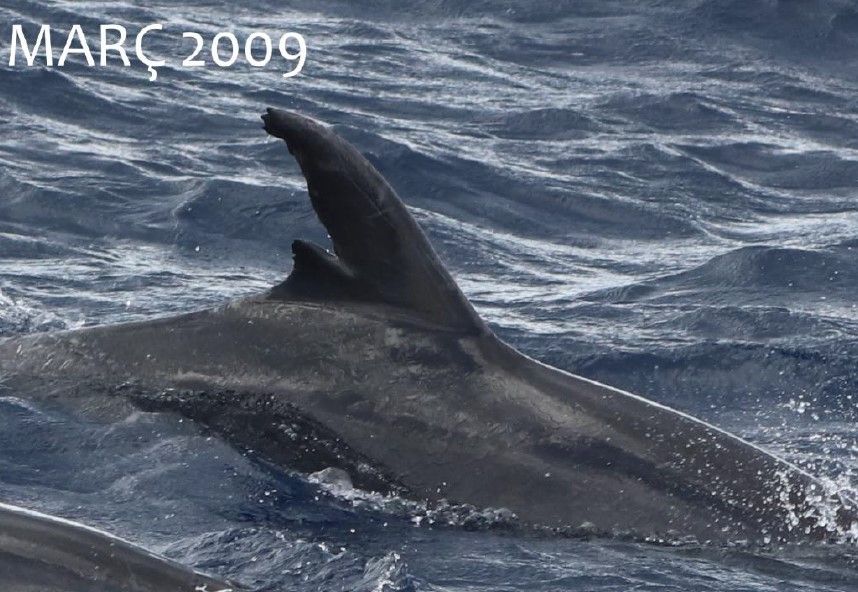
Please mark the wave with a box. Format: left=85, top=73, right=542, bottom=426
left=601, top=92, right=736, bottom=132
left=587, top=246, right=858, bottom=301
left=678, top=143, right=858, bottom=193
left=484, top=107, right=604, bottom=140
left=693, top=0, right=858, bottom=59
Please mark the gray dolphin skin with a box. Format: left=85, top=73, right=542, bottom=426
left=0, top=501, right=236, bottom=592
left=0, top=109, right=855, bottom=546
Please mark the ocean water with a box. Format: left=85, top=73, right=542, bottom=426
left=1, top=0, right=858, bottom=589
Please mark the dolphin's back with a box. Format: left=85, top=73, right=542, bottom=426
left=3, top=298, right=850, bottom=544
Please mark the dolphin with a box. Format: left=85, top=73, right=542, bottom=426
left=0, top=501, right=237, bottom=592
left=0, top=109, right=854, bottom=545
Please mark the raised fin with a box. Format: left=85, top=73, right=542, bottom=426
left=262, top=108, right=485, bottom=333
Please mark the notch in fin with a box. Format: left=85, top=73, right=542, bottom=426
left=272, top=239, right=368, bottom=302
left=261, top=108, right=485, bottom=333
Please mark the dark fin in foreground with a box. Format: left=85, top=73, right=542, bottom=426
left=0, top=501, right=239, bottom=591
left=262, top=108, right=485, bottom=333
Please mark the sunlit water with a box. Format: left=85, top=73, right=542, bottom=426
left=1, top=0, right=857, bottom=589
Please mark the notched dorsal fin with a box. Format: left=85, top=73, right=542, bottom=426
left=270, top=239, right=369, bottom=301
left=261, top=108, right=485, bottom=334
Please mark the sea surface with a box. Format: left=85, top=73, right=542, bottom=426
left=1, top=0, right=858, bottom=590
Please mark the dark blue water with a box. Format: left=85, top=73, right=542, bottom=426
left=1, top=0, right=858, bottom=589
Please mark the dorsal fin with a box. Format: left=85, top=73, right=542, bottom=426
left=261, top=108, right=485, bottom=334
